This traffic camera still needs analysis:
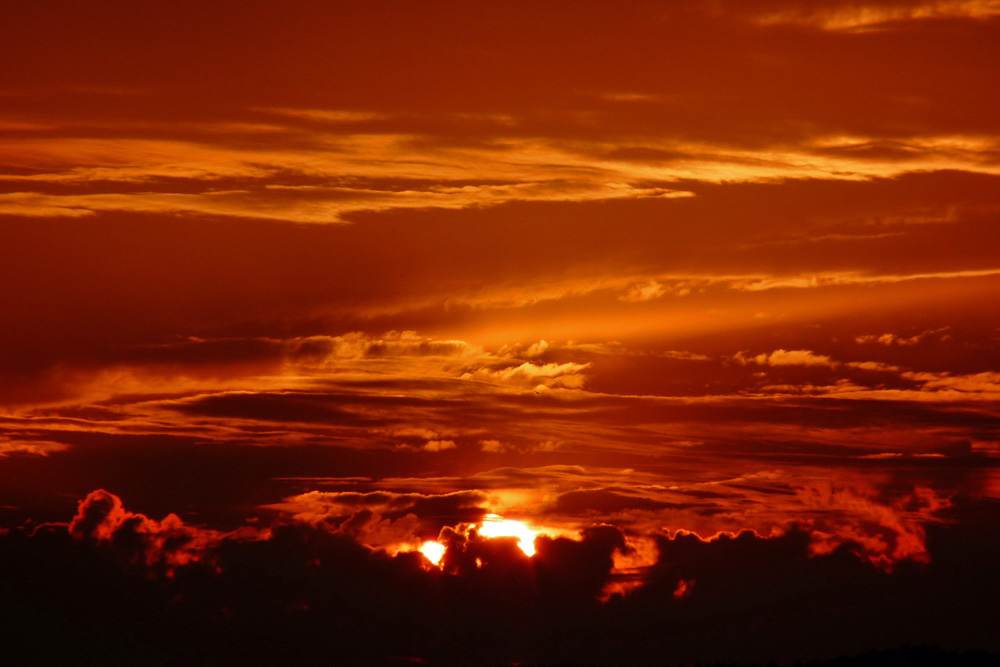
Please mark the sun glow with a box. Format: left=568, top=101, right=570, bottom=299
left=416, top=515, right=539, bottom=567
left=478, top=514, right=538, bottom=556
left=419, top=540, right=446, bottom=566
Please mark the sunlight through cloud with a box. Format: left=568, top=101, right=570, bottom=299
left=478, top=514, right=538, bottom=557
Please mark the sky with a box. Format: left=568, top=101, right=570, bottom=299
left=1, top=1, right=999, bottom=665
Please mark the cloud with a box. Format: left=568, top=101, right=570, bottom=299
left=166, top=390, right=381, bottom=426
left=266, top=489, right=491, bottom=537
left=729, top=268, right=1000, bottom=292
left=293, top=331, right=484, bottom=362
left=0, top=130, right=696, bottom=224
left=793, top=483, right=948, bottom=569
left=2, top=4, right=1000, bottom=663
left=4, top=102, right=1000, bottom=230
left=68, top=489, right=254, bottom=573
left=741, top=349, right=838, bottom=367
left=846, top=360, right=901, bottom=372
left=4, top=489, right=997, bottom=666
left=903, top=371, right=1000, bottom=397
left=484, top=339, right=554, bottom=361
left=733, top=0, right=1000, bottom=30
left=0, top=438, right=68, bottom=457
left=479, top=439, right=507, bottom=452
left=855, top=327, right=951, bottom=346
left=552, top=489, right=691, bottom=515
left=619, top=280, right=665, bottom=302
left=463, top=361, right=591, bottom=389
left=10, top=123, right=998, bottom=230
left=423, top=439, right=457, bottom=452
left=257, top=107, right=390, bottom=123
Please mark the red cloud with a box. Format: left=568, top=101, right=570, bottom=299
left=69, top=489, right=260, bottom=574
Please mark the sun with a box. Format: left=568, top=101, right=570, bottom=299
left=478, top=514, right=538, bottom=556
left=417, top=514, right=539, bottom=565
left=420, top=540, right=446, bottom=566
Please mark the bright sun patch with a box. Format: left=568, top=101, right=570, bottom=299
left=418, top=514, right=540, bottom=566
left=478, top=514, right=538, bottom=556
left=419, top=540, right=446, bottom=566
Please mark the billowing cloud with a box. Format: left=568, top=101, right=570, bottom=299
left=2, top=489, right=998, bottom=665
left=68, top=489, right=257, bottom=573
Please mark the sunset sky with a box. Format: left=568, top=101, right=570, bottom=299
left=2, top=2, right=999, bottom=665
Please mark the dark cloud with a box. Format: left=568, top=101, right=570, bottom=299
left=553, top=489, right=693, bottom=515
left=273, top=489, right=491, bottom=533
left=1, top=491, right=998, bottom=666
left=168, top=391, right=381, bottom=427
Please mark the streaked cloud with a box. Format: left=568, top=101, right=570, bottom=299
left=739, top=0, right=1000, bottom=29
left=0, top=438, right=69, bottom=457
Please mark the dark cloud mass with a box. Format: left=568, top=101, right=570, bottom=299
left=1, top=491, right=998, bottom=666
left=2, top=1, right=1000, bottom=664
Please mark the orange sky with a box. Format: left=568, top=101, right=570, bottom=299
left=1, top=2, right=999, bottom=664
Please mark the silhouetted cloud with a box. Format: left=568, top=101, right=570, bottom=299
left=1, top=490, right=998, bottom=665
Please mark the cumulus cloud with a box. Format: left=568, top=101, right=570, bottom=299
left=68, top=489, right=252, bottom=573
